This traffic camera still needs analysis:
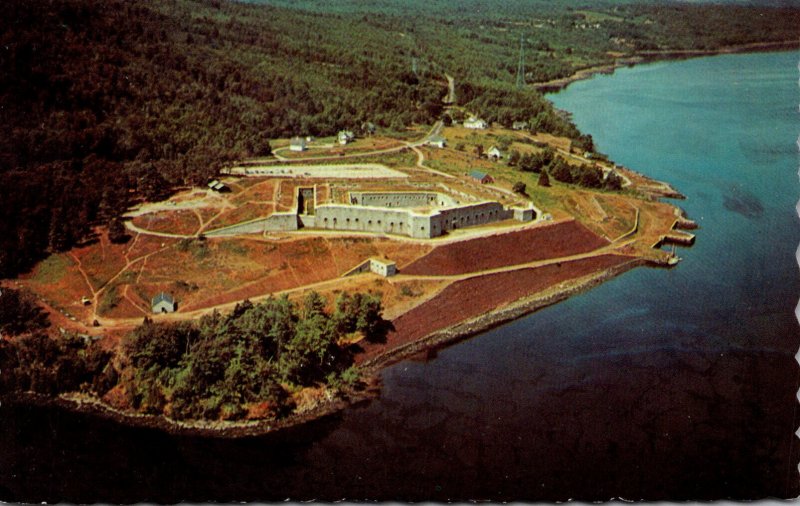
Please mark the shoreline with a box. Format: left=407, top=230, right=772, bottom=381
left=3, top=34, right=749, bottom=439
left=1, top=257, right=651, bottom=439
left=534, top=39, right=799, bottom=92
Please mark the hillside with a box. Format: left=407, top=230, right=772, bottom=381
left=0, top=0, right=460, bottom=277
left=1, top=0, right=799, bottom=279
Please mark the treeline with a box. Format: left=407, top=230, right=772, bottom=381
left=121, top=291, right=389, bottom=421
left=611, top=4, right=800, bottom=51
left=252, top=1, right=800, bottom=82
left=547, top=157, right=623, bottom=191
left=0, top=0, right=444, bottom=278
left=0, top=288, right=116, bottom=396
left=5, top=0, right=797, bottom=279
left=0, top=290, right=390, bottom=422
left=509, top=147, right=622, bottom=191
left=456, top=82, right=578, bottom=137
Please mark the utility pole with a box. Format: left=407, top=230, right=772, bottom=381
left=515, top=34, right=526, bottom=89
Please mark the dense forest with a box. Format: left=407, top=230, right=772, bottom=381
left=0, top=289, right=390, bottom=422
left=0, top=0, right=449, bottom=278
left=1, top=0, right=799, bottom=279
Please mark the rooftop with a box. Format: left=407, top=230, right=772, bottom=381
left=151, top=292, right=174, bottom=306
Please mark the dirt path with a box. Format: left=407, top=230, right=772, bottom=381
left=122, top=286, right=148, bottom=316
left=90, top=229, right=638, bottom=330
left=125, top=221, right=195, bottom=239
left=411, top=145, right=455, bottom=179
left=69, top=252, right=98, bottom=297
left=89, top=241, right=175, bottom=325
left=238, top=122, right=444, bottom=167
left=444, top=74, right=456, bottom=105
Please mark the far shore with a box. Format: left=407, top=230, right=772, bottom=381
left=534, top=39, right=799, bottom=92
left=2, top=257, right=650, bottom=439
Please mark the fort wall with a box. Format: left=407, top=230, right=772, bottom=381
left=351, top=191, right=458, bottom=209
left=205, top=212, right=298, bottom=237
left=314, top=201, right=523, bottom=238
left=315, top=205, right=431, bottom=238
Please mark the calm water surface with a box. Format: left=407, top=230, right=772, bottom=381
left=2, top=51, right=799, bottom=502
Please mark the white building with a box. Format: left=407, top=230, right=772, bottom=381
left=290, top=137, right=307, bottom=152
left=151, top=292, right=176, bottom=314
left=369, top=259, right=397, bottom=277
left=427, top=135, right=447, bottom=148
left=338, top=130, right=355, bottom=145
left=487, top=146, right=503, bottom=160
left=464, top=117, right=488, bottom=129
left=344, top=257, right=398, bottom=277
left=207, top=180, right=227, bottom=192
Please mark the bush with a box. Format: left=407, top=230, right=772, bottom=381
left=0, top=288, right=49, bottom=337
left=117, top=290, right=392, bottom=421
left=538, top=170, right=551, bottom=187
left=108, top=218, right=130, bottom=244
left=0, top=332, right=114, bottom=397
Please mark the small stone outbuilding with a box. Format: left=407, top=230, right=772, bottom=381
left=151, top=292, right=177, bottom=314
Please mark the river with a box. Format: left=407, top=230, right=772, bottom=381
left=1, top=50, right=798, bottom=502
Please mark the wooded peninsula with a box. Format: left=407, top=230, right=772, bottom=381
left=1, top=0, right=796, bottom=435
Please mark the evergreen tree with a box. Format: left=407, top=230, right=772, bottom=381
left=538, top=170, right=551, bottom=187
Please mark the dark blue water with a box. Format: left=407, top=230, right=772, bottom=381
left=2, top=51, right=798, bottom=502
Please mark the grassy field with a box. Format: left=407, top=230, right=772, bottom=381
left=17, top=124, right=680, bottom=331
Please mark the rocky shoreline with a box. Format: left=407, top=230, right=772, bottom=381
left=1, top=257, right=649, bottom=438
left=534, top=39, right=799, bottom=92
left=6, top=32, right=754, bottom=438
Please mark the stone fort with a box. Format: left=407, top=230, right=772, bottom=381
left=301, top=189, right=536, bottom=239
left=205, top=189, right=538, bottom=239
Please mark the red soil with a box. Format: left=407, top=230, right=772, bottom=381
left=125, top=234, right=174, bottom=259
left=401, top=220, right=609, bottom=275
left=230, top=180, right=276, bottom=206
left=358, top=254, right=629, bottom=363
left=103, top=294, right=148, bottom=319
left=131, top=210, right=200, bottom=236
left=196, top=207, right=222, bottom=226
left=207, top=202, right=272, bottom=229
left=276, top=180, right=299, bottom=212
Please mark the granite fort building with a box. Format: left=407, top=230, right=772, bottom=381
left=206, top=188, right=540, bottom=239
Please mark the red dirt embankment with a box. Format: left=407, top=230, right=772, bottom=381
left=402, top=220, right=609, bottom=276
left=359, top=254, right=628, bottom=362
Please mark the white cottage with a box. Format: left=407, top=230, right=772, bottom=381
left=427, top=135, right=447, bottom=148
left=151, top=292, right=176, bottom=314
left=290, top=137, right=307, bottom=152
left=338, top=130, right=355, bottom=145
left=464, top=117, right=488, bottom=129
left=487, top=146, right=503, bottom=160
